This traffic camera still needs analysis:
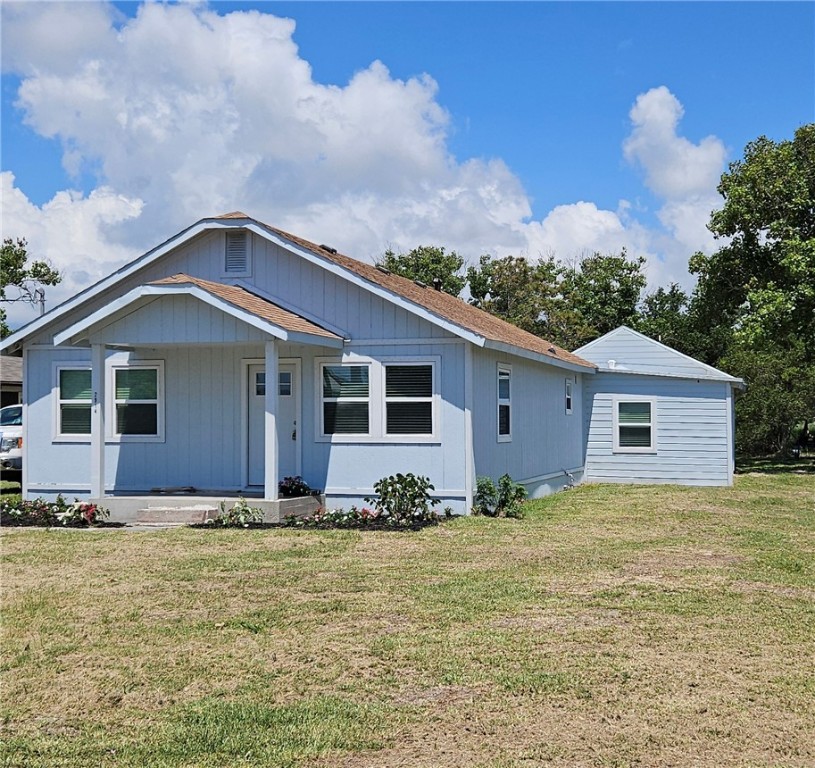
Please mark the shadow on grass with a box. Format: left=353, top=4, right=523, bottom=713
left=736, top=455, right=815, bottom=474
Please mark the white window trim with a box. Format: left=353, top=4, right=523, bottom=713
left=612, top=396, right=657, bottom=454
left=107, top=360, right=165, bottom=443
left=52, top=363, right=92, bottom=443
left=565, top=377, right=574, bottom=415
left=315, top=355, right=440, bottom=444
left=220, top=230, right=253, bottom=278
left=497, top=363, right=512, bottom=443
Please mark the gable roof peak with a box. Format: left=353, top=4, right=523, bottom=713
left=214, top=211, right=250, bottom=219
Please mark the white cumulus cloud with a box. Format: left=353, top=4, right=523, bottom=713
left=1, top=2, right=728, bottom=332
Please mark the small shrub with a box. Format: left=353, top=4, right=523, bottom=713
left=473, top=477, right=499, bottom=516
left=208, top=498, right=265, bottom=528
left=278, top=476, right=311, bottom=498
left=473, top=474, right=527, bottom=518
left=365, top=472, right=439, bottom=526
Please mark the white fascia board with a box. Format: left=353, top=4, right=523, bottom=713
left=483, top=339, right=597, bottom=374
left=0, top=220, right=228, bottom=353
left=245, top=223, right=487, bottom=347
left=594, top=365, right=744, bottom=385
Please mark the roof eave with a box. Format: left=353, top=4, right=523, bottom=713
left=483, top=339, right=596, bottom=373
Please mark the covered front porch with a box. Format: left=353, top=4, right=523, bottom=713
left=52, top=274, right=344, bottom=506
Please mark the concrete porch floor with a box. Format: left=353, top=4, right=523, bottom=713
left=90, top=492, right=324, bottom=526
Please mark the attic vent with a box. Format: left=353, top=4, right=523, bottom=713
left=224, top=231, right=249, bottom=274
left=319, top=244, right=337, bottom=254
left=376, top=265, right=391, bottom=275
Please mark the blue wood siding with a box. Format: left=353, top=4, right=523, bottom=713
left=23, top=228, right=469, bottom=506
left=472, top=348, right=584, bottom=497
left=584, top=373, right=732, bottom=486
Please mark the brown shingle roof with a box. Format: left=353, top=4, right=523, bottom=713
left=150, top=274, right=342, bottom=341
left=230, top=217, right=593, bottom=369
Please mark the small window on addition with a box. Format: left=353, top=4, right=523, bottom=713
left=565, top=378, right=574, bottom=415
left=615, top=400, right=655, bottom=452
left=497, top=365, right=511, bottom=441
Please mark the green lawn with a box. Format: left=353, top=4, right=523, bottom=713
left=2, top=475, right=814, bottom=767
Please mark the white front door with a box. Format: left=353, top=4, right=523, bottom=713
left=248, top=362, right=299, bottom=486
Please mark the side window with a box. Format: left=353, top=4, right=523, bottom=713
left=565, top=378, right=574, bottom=415
left=614, top=400, right=655, bottom=452
left=384, top=364, right=433, bottom=435
left=57, top=368, right=92, bottom=435
left=497, top=365, right=511, bottom=442
left=321, top=364, right=370, bottom=435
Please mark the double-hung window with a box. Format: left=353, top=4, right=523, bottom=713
left=321, top=363, right=370, bottom=435
left=111, top=362, right=163, bottom=440
left=384, top=364, right=433, bottom=435
left=565, top=378, right=574, bottom=415
left=57, top=367, right=92, bottom=436
left=614, top=399, right=656, bottom=452
left=497, top=365, right=511, bottom=441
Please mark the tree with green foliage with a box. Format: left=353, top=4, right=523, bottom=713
left=690, top=123, right=815, bottom=454
left=690, top=123, right=815, bottom=359
left=466, top=254, right=556, bottom=335
left=562, top=249, right=646, bottom=345
left=1, top=238, right=61, bottom=338
left=377, top=245, right=466, bottom=296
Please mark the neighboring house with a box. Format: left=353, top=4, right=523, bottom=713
left=0, top=213, right=741, bottom=517
left=576, top=326, right=743, bottom=486
left=0, top=356, right=23, bottom=408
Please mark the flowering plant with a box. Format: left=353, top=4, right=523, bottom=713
left=278, top=476, right=312, bottom=498
left=1, top=495, right=110, bottom=526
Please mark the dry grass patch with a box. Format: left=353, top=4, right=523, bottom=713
left=2, top=474, right=814, bottom=767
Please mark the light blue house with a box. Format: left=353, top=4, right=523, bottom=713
left=0, top=214, right=741, bottom=519
left=576, top=326, right=743, bottom=486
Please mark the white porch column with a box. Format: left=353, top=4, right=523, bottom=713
left=464, top=343, right=475, bottom=513
left=264, top=339, right=279, bottom=500
left=90, top=343, right=106, bottom=498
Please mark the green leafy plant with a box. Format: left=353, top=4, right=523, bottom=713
left=365, top=473, right=440, bottom=525
left=473, top=474, right=527, bottom=518
left=208, top=498, right=265, bottom=528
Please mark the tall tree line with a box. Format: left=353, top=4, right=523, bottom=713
left=378, top=124, right=815, bottom=456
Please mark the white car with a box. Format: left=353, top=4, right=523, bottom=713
left=0, top=404, right=23, bottom=474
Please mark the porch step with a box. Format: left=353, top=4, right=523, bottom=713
left=135, top=505, right=219, bottom=527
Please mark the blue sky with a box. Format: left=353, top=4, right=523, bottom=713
left=1, top=1, right=813, bottom=327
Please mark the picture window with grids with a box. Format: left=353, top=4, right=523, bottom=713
left=110, top=362, right=164, bottom=440
left=57, top=367, right=92, bottom=436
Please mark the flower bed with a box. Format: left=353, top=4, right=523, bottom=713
left=1, top=495, right=110, bottom=527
